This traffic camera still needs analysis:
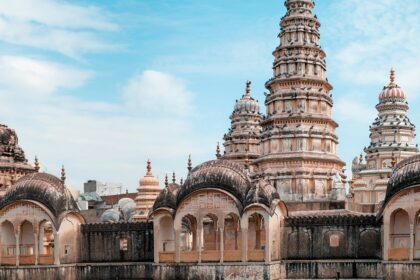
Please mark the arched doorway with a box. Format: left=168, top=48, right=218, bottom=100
left=201, top=214, right=219, bottom=262
left=248, top=213, right=265, bottom=261
left=157, top=216, right=175, bottom=262
left=20, top=221, right=35, bottom=265
left=389, top=209, right=410, bottom=260
left=223, top=213, right=240, bottom=261
left=180, top=214, right=198, bottom=262
left=39, top=221, right=54, bottom=265
left=0, top=221, right=16, bottom=265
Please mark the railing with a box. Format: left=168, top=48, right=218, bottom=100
left=201, top=250, right=220, bottom=262
left=180, top=251, right=199, bottom=262
left=248, top=249, right=265, bottom=262
left=39, top=254, right=54, bottom=265
left=224, top=250, right=241, bottom=262
left=388, top=248, right=410, bottom=260
left=0, top=256, right=16, bottom=265
left=159, top=252, right=175, bottom=263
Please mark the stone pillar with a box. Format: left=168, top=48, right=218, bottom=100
left=241, top=227, right=248, bottom=262
left=15, top=230, right=20, bottom=267
left=53, top=232, right=60, bottom=265
left=153, top=225, right=159, bottom=263
left=197, top=224, right=203, bottom=263
left=34, top=232, right=39, bottom=265
left=220, top=227, right=224, bottom=263
left=383, top=219, right=390, bottom=260
left=175, top=229, right=181, bottom=263
left=265, top=220, right=271, bottom=264
left=410, top=224, right=415, bottom=261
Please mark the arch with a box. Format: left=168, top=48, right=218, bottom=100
left=180, top=214, right=197, bottom=252
left=0, top=220, right=16, bottom=265
left=19, top=220, right=36, bottom=265
left=358, top=229, right=380, bottom=259
left=223, top=213, right=240, bottom=251
left=58, top=213, right=83, bottom=264
left=389, top=208, right=410, bottom=260
left=415, top=210, right=420, bottom=259
left=202, top=214, right=218, bottom=251
left=287, top=229, right=310, bottom=259
left=247, top=212, right=266, bottom=261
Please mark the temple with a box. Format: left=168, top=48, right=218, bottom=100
left=0, top=0, right=419, bottom=279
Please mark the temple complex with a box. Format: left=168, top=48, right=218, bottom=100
left=0, top=0, right=419, bottom=279
left=352, top=69, right=419, bottom=211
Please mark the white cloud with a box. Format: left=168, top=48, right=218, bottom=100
left=0, top=0, right=118, bottom=58
left=123, top=70, right=194, bottom=117
left=0, top=55, right=92, bottom=95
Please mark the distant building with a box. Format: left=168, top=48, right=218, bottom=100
left=83, top=180, right=123, bottom=196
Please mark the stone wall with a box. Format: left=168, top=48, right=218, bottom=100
left=283, top=214, right=382, bottom=260
left=81, top=222, right=153, bottom=262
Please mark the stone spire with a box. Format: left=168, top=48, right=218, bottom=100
left=187, top=155, right=192, bottom=172
left=34, top=156, right=40, bottom=172
left=216, top=142, right=221, bottom=159
left=133, top=160, right=161, bottom=222
left=255, top=0, right=346, bottom=210
left=351, top=69, right=418, bottom=208
left=61, top=165, right=66, bottom=183
left=222, top=80, right=262, bottom=165
left=172, top=171, right=176, bottom=184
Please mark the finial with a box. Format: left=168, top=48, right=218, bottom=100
left=216, top=142, right=221, bottom=159
left=245, top=80, right=251, bottom=95
left=34, top=156, right=40, bottom=172
left=146, top=159, right=152, bottom=175
left=164, top=174, right=168, bottom=188
left=180, top=178, right=184, bottom=185
left=359, top=153, right=363, bottom=164
left=61, top=165, right=66, bottom=183
left=187, top=155, right=192, bottom=172
left=390, top=68, right=395, bottom=84
left=172, top=171, right=176, bottom=184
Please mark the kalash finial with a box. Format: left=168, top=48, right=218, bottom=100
left=172, top=171, right=176, bottom=184
left=164, top=174, right=169, bottom=188
left=34, top=156, right=40, bottom=172
left=390, top=68, right=395, bottom=84
left=180, top=178, right=184, bottom=185
left=216, top=142, right=221, bottom=159
left=61, top=165, right=66, bottom=183
left=245, top=80, right=251, bottom=96
left=187, top=155, right=192, bottom=172
left=146, top=159, right=152, bottom=175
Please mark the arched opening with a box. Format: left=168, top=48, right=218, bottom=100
left=180, top=214, right=198, bottom=262
left=247, top=213, right=265, bottom=261
left=389, top=209, right=410, bottom=260
left=20, top=220, right=35, bottom=265
left=39, top=221, right=54, bottom=265
left=0, top=221, right=16, bottom=265
left=415, top=211, right=420, bottom=259
left=59, top=214, right=82, bottom=264
left=223, top=213, right=241, bottom=262
left=157, top=216, right=175, bottom=262
left=201, top=214, right=219, bottom=262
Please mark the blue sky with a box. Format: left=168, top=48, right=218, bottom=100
left=0, top=0, right=419, bottom=192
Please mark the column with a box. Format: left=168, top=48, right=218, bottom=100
left=383, top=223, right=389, bottom=260
left=241, top=227, right=248, bottom=262
left=15, top=227, right=20, bottom=267
left=410, top=224, right=415, bottom=261
left=34, top=232, right=39, bottom=265
left=219, top=227, right=224, bottom=263
left=265, top=220, right=271, bottom=264
left=53, top=232, right=60, bottom=265
left=153, top=225, right=159, bottom=263
left=197, top=224, right=203, bottom=263
left=175, top=229, right=181, bottom=263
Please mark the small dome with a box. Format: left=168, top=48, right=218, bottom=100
left=384, top=154, right=420, bottom=205
left=245, top=179, right=280, bottom=208
left=233, top=81, right=260, bottom=115
left=100, top=209, right=121, bottom=223
left=152, top=183, right=180, bottom=212
left=379, top=69, right=406, bottom=101
left=139, top=160, right=159, bottom=187
left=0, top=172, right=79, bottom=217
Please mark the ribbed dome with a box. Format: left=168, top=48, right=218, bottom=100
left=245, top=179, right=279, bottom=208
left=0, top=172, right=79, bottom=217
left=379, top=69, right=406, bottom=101
left=384, top=154, right=420, bottom=205
left=176, top=160, right=252, bottom=211
left=152, top=183, right=180, bottom=212
left=233, top=81, right=260, bottom=115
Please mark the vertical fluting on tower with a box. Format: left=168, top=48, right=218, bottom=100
left=255, top=0, right=346, bottom=208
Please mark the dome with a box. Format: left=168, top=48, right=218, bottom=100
left=0, top=172, right=79, bottom=217
left=139, top=160, right=160, bottom=187
left=233, top=81, right=260, bottom=115
left=152, top=183, right=180, bottom=212
left=99, top=209, right=121, bottom=223
left=384, top=154, right=420, bottom=205
left=176, top=160, right=252, bottom=210
left=378, top=69, right=406, bottom=101
left=245, top=179, right=280, bottom=208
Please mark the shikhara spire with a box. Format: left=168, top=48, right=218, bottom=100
left=255, top=0, right=346, bottom=208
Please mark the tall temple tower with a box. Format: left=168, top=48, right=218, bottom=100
left=254, top=0, right=346, bottom=211
left=351, top=69, right=418, bottom=211
left=222, top=81, right=262, bottom=166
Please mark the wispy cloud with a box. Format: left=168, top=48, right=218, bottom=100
left=0, top=0, right=118, bottom=58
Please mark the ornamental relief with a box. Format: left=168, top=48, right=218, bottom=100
left=178, top=191, right=237, bottom=213
left=0, top=202, right=51, bottom=227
